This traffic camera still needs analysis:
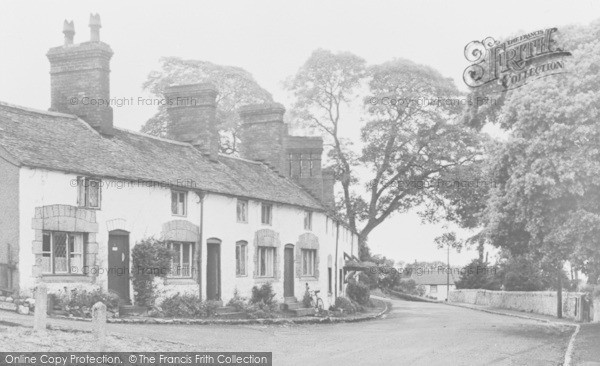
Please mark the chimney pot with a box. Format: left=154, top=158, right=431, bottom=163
left=63, top=20, right=75, bottom=45
left=89, top=13, right=101, bottom=42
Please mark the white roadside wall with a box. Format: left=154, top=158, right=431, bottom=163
left=449, top=289, right=587, bottom=321
left=18, top=167, right=356, bottom=309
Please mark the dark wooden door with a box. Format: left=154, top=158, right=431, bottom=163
left=107, top=232, right=130, bottom=303
left=206, top=243, right=221, bottom=300
left=284, top=246, right=294, bottom=297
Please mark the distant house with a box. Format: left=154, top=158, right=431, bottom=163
left=411, top=269, right=458, bottom=301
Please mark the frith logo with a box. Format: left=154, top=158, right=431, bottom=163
left=463, top=28, right=572, bottom=90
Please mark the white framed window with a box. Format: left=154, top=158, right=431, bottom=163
left=261, top=203, right=272, bottom=225
left=171, top=191, right=187, bottom=216
left=258, top=246, right=275, bottom=277
left=237, top=199, right=248, bottom=223
left=304, top=211, right=313, bottom=230
left=430, top=285, right=438, bottom=294
left=301, top=249, right=317, bottom=276
left=41, top=231, right=84, bottom=275
left=77, top=177, right=101, bottom=209
left=236, top=241, right=248, bottom=276
left=167, top=241, right=193, bottom=277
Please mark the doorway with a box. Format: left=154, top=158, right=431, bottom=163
left=206, top=239, right=221, bottom=301
left=107, top=230, right=130, bottom=303
left=284, top=244, right=294, bottom=297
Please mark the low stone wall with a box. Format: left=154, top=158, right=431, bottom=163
left=0, top=295, right=34, bottom=315
left=593, top=297, right=600, bottom=323
left=449, top=289, right=587, bottom=321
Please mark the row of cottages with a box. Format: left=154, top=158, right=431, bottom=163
left=0, top=16, right=358, bottom=308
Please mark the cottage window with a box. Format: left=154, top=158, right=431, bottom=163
left=236, top=241, right=248, bottom=276
left=258, top=247, right=275, bottom=277
left=167, top=241, right=193, bottom=277
left=237, top=199, right=248, bottom=223
left=301, top=249, right=317, bottom=276
left=171, top=191, right=187, bottom=216
left=328, top=267, right=333, bottom=294
left=261, top=203, right=272, bottom=225
left=430, top=285, right=438, bottom=294
left=304, top=211, right=313, bottom=230
left=77, top=177, right=101, bottom=209
left=41, top=231, right=84, bottom=275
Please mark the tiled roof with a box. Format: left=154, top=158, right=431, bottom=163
left=0, top=101, right=324, bottom=210
left=410, top=270, right=458, bottom=285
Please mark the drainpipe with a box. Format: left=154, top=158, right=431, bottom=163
left=196, top=191, right=205, bottom=300
left=334, top=220, right=340, bottom=299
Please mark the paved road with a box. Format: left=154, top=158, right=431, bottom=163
left=2, top=298, right=573, bottom=365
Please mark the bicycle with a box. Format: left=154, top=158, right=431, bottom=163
left=305, top=283, right=324, bottom=311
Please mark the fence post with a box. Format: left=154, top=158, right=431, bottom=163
left=92, top=302, right=107, bottom=351
left=33, top=283, right=48, bottom=333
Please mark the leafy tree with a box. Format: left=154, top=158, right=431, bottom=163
left=455, top=258, right=501, bottom=290
left=287, top=49, right=483, bottom=258
left=141, top=57, right=273, bottom=154
left=462, top=21, right=600, bottom=315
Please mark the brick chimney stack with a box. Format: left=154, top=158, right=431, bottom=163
left=239, top=103, right=287, bottom=173
left=47, top=14, right=114, bottom=135
left=239, top=102, right=336, bottom=209
left=164, top=83, right=219, bottom=160
left=284, top=135, right=325, bottom=201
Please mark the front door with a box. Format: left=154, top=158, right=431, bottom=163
left=107, top=231, right=130, bottom=303
left=284, top=245, right=294, bottom=297
left=206, top=243, right=221, bottom=300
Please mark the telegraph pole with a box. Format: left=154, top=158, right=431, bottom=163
left=446, top=243, right=450, bottom=302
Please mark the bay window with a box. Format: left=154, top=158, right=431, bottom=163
left=41, top=231, right=84, bottom=275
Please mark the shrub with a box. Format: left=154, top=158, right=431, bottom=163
left=226, top=289, right=247, bottom=311
left=53, top=287, right=120, bottom=318
left=334, top=297, right=356, bottom=314
left=393, top=279, right=419, bottom=295
left=250, top=282, right=276, bottom=305
left=245, top=301, right=279, bottom=319
left=159, top=294, right=219, bottom=318
left=347, top=281, right=370, bottom=305
left=581, top=284, right=600, bottom=298
left=302, top=288, right=312, bottom=308
left=131, top=238, right=173, bottom=307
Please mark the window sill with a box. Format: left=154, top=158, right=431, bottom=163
left=300, top=276, right=319, bottom=281
left=254, top=276, right=278, bottom=282
left=165, top=278, right=196, bottom=285
left=41, top=275, right=92, bottom=283
left=171, top=214, right=187, bottom=218
left=236, top=274, right=249, bottom=278
left=77, top=206, right=101, bottom=211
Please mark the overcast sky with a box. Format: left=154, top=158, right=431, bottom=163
left=1, top=0, right=599, bottom=266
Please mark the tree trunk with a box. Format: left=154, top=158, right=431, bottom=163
left=557, top=268, right=563, bottom=319
left=358, top=235, right=370, bottom=261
